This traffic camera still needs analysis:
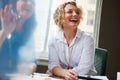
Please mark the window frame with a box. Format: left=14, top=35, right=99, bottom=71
left=93, top=0, right=103, bottom=47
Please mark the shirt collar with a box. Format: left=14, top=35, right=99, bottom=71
left=56, top=28, right=82, bottom=43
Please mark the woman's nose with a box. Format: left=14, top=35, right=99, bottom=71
left=72, top=11, right=77, bottom=16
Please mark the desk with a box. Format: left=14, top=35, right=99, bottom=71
left=8, top=73, right=109, bottom=80
left=86, top=76, right=108, bottom=80
left=8, top=73, right=63, bottom=80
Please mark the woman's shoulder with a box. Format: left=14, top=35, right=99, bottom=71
left=81, top=31, right=94, bottom=41
left=48, top=35, right=57, bottom=46
left=48, top=31, right=62, bottom=45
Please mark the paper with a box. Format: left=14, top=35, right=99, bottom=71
left=90, top=76, right=109, bottom=80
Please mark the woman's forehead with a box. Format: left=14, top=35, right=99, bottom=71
left=64, top=4, right=77, bottom=10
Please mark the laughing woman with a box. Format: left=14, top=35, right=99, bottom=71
left=0, top=0, right=36, bottom=79
left=48, top=1, right=97, bottom=80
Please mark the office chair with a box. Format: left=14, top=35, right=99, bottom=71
left=94, top=48, right=108, bottom=76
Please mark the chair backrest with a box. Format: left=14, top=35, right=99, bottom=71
left=94, top=48, right=108, bottom=76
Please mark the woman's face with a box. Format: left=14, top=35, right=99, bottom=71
left=16, top=0, right=34, bottom=19
left=62, top=4, right=80, bottom=29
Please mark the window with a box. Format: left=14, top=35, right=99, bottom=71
left=88, top=0, right=96, bottom=4
left=87, top=11, right=95, bottom=26
left=34, top=0, right=103, bottom=59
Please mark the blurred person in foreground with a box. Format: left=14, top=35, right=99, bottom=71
left=0, top=0, right=37, bottom=79
left=48, top=1, right=96, bottom=80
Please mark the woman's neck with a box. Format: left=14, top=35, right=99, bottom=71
left=64, top=28, right=77, bottom=46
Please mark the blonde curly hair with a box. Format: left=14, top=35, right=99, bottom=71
left=53, top=1, right=83, bottom=31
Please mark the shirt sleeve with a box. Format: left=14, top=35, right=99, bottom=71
left=18, top=35, right=36, bottom=64
left=48, top=38, right=60, bottom=72
left=73, top=35, right=95, bottom=75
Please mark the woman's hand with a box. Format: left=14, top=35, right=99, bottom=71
left=64, top=69, right=78, bottom=80
left=1, top=4, right=17, bottom=37
left=17, top=63, right=37, bottom=75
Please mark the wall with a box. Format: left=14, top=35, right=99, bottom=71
left=99, top=0, right=120, bottom=79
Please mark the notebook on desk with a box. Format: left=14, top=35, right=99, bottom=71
left=78, top=75, right=108, bottom=80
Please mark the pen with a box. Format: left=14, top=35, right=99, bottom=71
left=78, top=76, right=102, bottom=80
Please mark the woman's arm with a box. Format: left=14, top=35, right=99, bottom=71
left=0, top=5, right=16, bottom=48
left=73, top=35, right=95, bottom=75
left=48, top=38, right=78, bottom=80
left=52, top=66, right=78, bottom=80
left=17, top=35, right=37, bottom=74
left=0, top=30, right=7, bottom=48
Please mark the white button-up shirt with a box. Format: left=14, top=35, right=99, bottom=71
left=48, top=28, right=97, bottom=75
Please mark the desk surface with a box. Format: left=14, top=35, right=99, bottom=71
left=8, top=73, right=63, bottom=80
left=8, top=73, right=109, bottom=80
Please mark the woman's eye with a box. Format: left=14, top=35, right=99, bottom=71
left=76, top=11, right=80, bottom=14
left=67, top=11, right=73, bottom=13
